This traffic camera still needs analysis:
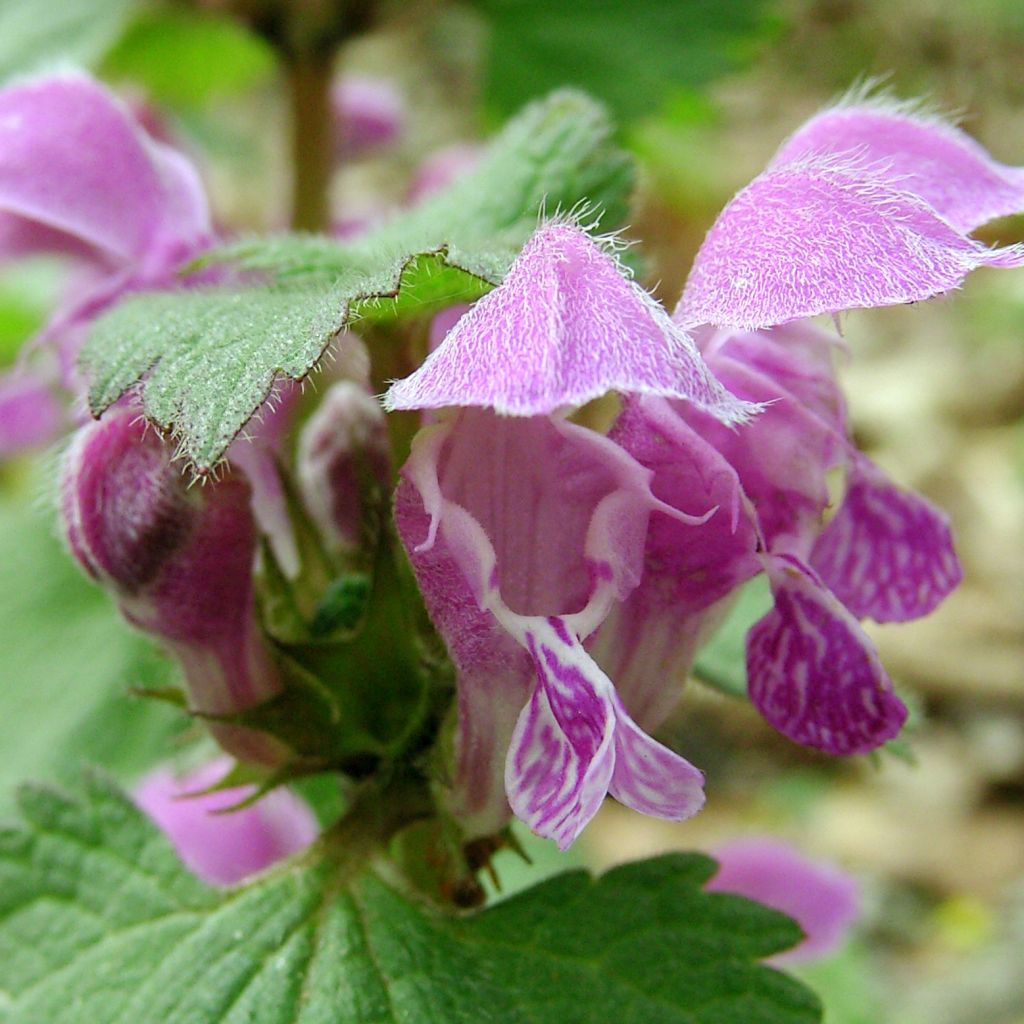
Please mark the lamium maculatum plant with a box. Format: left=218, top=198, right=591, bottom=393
left=0, top=5, right=1020, bottom=1021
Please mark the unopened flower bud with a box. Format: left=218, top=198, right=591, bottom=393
left=297, top=381, right=391, bottom=553
left=61, top=408, right=285, bottom=765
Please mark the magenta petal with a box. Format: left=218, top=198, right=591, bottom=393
left=395, top=407, right=668, bottom=836
left=590, top=395, right=759, bottom=727
left=0, top=73, right=209, bottom=267
left=61, top=409, right=284, bottom=765
left=0, top=370, right=62, bottom=454
left=677, top=157, right=1024, bottom=331
left=707, top=837, right=860, bottom=965
left=395, top=464, right=532, bottom=837
left=386, top=222, right=750, bottom=422
left=771, top=101, right=1024, bottom=234
left=133, top=759, right=318, bottom=886
left=608, top=692, right=704, bottom=820
left=506, top=619, right=617, bottom=850
left=747, top=555, right=907, bottom=754
left=682, top=328, right=848, bottom=550
left=811, top=459, right=962, bottom=622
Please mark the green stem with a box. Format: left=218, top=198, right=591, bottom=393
left=286, top=49, right=335, bottom=232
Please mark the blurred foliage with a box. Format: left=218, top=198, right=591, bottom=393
left=102, top=9, right=275, bottom=107
left=0, top=0, right=134, bottom=82
left=692, top=575, right=772, bottom=700
left=473, top=0, right=779, bottom=121
left=0, top=476, right=184, bottom=812
left=0, top=261, right=62, bottom=366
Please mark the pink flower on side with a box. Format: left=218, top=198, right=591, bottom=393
left=706, top=837, right=860, bottom=965
left=385, top=93, right=1024, bottom=848
left=133, top=759, right=318, bottom=886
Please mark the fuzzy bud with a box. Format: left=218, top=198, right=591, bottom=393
left=61, top=409, right=285, bottom=765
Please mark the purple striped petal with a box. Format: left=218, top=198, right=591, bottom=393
left=677, top=156, right=1024, bottom=332
left=747, top=554, right=907, bottom=754
left=395, top=409, right=667, bottom=836
left=707, top=837, right=860, bottom=965
left=770, top=99, right=1024, bottom=233
left=0, top=73, right=209, bottom=268
left=506, top=620, right=617, bottom=850
left=396, top=408, right=709, bottom=842
left=811, top=458, right=962, bottom=622
left=608, top=691, right=704, bottom=820
left=386, top=222, right=750, bottom=423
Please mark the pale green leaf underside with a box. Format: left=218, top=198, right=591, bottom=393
left=0, top=774, right=821, bottom=1024
left=81, top=89, right=634, bottom=473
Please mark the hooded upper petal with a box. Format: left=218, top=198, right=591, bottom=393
left=770, top=98, right=1024, bottom=234
left=677, top=155, right=1024, bottom=331
left=385, top=222, right=751, bottom=422
left=0, top=73, right=210, bottom=268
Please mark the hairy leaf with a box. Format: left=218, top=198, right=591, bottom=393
left=0, top=773, right=822, bottom=1024
left=81, top=90, right=634, bottom=473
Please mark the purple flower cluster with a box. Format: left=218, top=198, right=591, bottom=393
left=386, top=99, right=1020, bottom=846
left=5, top=73, right=1018, bottom=850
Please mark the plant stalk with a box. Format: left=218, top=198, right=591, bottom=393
left=286, top=49, right=335, bottom=232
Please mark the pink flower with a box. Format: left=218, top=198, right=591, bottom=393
left=0, top=72, right=211, bottom=454
left=706, top=838, right=860, bottom=965
left=133, top=759, right=318, bottom=886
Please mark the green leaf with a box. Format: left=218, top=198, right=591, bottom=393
left=81, top=89, right=634, bottom=473
left=0, top=485, right=183, bottom=812
left=0, top=773, right=822, bottom=1024
left=692, top=575, right=772, bottom=700
left=102, top=9, right=276, bottom=107
left=472, top=0, right=774, bottom=121
left=0, top=0, right=134, bottom=82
